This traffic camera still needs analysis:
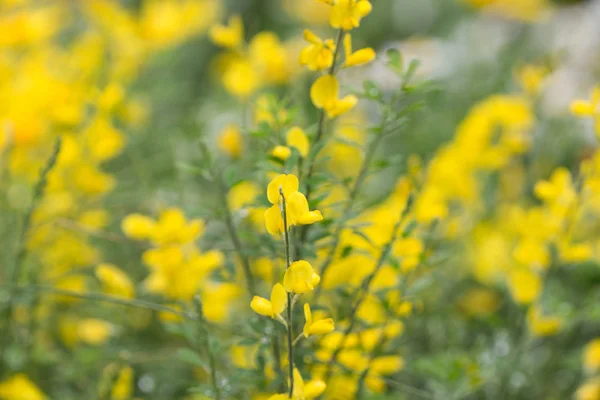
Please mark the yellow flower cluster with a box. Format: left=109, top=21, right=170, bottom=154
left=209, top=16, right=298, bottom=98
left=122, top=208, right=239, bottom=322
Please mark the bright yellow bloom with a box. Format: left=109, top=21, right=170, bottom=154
left=250, top=283, right=287, bottom=318
left=322, top=0, right=373, bottom=30
left=584, top=339, right=600, bottom=372
left=0, top=374, right=47, bottom=400
left=210, top=15, right=244, bottom=49
left=287, top=191, right=323, bottom=225
left=267, top=174, right=300, bottom=204
left=283, top=260, right=320, bottom=294
left=268, top=369, right=326, bottom=400
left=218, top=124, right=244, bottom=158
left=310, top=75, right=357, bottom=118
left=271, top=145, right=291, bottom=161
left=95, top=263, right=135, bottom=299
left=571, top=87, right=600, bottom=117
left=150, top=208, right=204, bottom=246
left=299, top=29, right=335, bottom=71
left=303, top=303, right=334, bottom=337
left=265, top=205, right=285, bottom=236
left=286, top=126, right=310, bottom=158
left=121, top=213, right=155, bottom=240
left=343, top=34, right=375, bottom=67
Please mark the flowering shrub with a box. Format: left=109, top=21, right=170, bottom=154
left=1, top=0, right=600, bottom=399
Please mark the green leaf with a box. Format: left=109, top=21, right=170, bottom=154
left=363, top=80, right=382, bottom=100
left=176, top=348, right=206, bottom=367
left=403, top=59, right=421, bottom=87
left=386, top=48, right=403, bottom=73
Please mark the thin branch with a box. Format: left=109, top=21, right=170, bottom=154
left=280, top=187, right=295, bottom=398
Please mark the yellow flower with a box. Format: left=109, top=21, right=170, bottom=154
left=150, top=208, right=204, bottom=246
left=250, top=283, right=287, bottom=318
left=370, top=355, right=405, bottom=375
left=283, top=260, right=320, bottom=294
left=222, top=58, right=260, bottom=98
left=527, top=305, right=562, bottom=337
left=0, top=374, right=47, bottom=400
left=584, top=338, right=600, bottom=372
left=210, top=15, right=244, bottom=49
left=271, top=145, right=291, bottom=161
left=228, top=181, right=260, bottom=211
left=267, top=174, right=299, bottom=204
left=218, top=124, right=243, bottom=158
left=265, top=204, right=285, bottom=236
left=576, top=379, right=600, bottom=400
left=286, top=126, right=310, bottom=157
left=310, top=75, right=357, bottom=118
left=507, top=269, right=541, bottom=304
left=77, top=318, right=113, bottom=345
left=287, top=191, right=324, bottom=225
left=268, top=369, right=326, bottom=400
left=299, top=29, right=335, bottom=71
left=328, top=0, right=372, bottom=30
left=95, top=263, right=135, bottom=299
left=570, top=86, right=600, bottom=124
left=343, top=34, right=375, bottom=67
left=515, top=64, right=548, bottom=95
left=303, top=303, right=335, bottom=337
left=121, top=213, right=155, bottom=240
left=111, top=366, right=134, bottom=400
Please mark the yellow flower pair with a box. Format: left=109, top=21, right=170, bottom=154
left=264, top=174, right=323, bottom=236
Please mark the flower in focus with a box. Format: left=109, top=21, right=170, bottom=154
left=343, top=34, right=375, bottom=68
left=303, top=303, right=334, bottom=337
left=250, top=283, right=287, bottom=318
left=310, top=75, right=357, bottom=118
left=300, top=29, right=335, bottom=71
left=283, top=260, right=320, bottom=294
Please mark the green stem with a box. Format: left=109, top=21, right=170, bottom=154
left=1, top=137, right=61, bottom=358
left=296, top=28, right=346, bottom=259
left=193, top=296, right=221, bottom=400
left=279, top=187, right=294, bottom=398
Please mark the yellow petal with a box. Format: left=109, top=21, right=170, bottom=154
left=264, top=205, right=283, bottom=237
left=308, top=318, right=335, bottom=335
left=270, top=283, right=287, bottom=316
left=343, top=33, right=353, bottom=59
left=121, top=213, right=155, bottom=240
left=570, top=100, right=595, bottom=116
left=370, top=355, right=405, bottom=375
left=303, top=303, right=313, bottom=337
left=283, top=260, right=317, bottom=294
left=310, top=75, right=339, bottom=110
left=271, top=145, right=291, bottom=161
left=303, top=29, right=322, bottom=44
left=267, top=174, right=299, bottom=204
left=286, top=126, right=310, bottom=157
left=287, top=191, right=310, bottom=225
left=297, top=210, right=324, bottom=225
left=346, top=48, right=376, bottom=67
left=304, top=380, right=327, bottom=399
left=328, top=95, right=358, bottom=118
left=250, top=296, right=273, bottom=317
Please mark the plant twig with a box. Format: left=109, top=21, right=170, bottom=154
left=193, top=296, right=222, bottom=400
left=280, top=187, right=295, bottom=398
left=296, top=28, right=346, bottom=259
